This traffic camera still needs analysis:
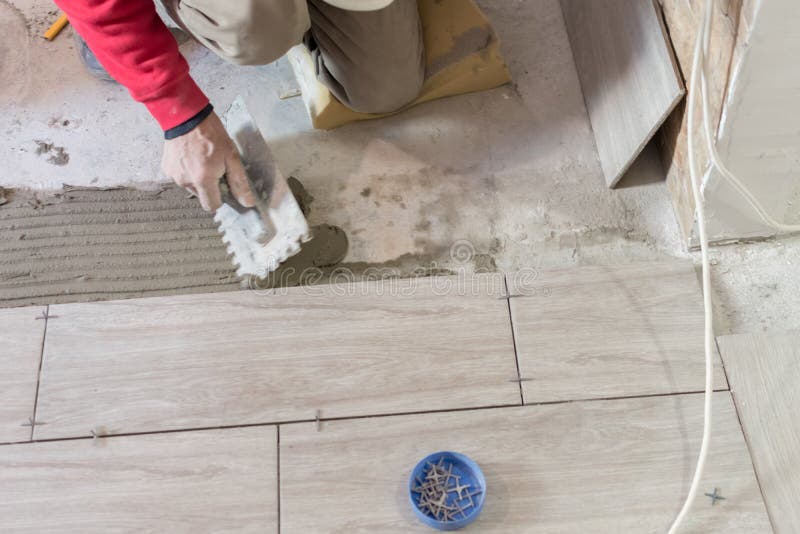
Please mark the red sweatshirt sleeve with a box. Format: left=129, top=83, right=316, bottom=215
left=55, top=0, right=209, bottom=130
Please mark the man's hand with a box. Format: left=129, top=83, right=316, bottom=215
left=161, top=112, right=255, bottom=212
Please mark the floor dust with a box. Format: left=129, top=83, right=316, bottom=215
left=34, top=140, right=70, bottom=166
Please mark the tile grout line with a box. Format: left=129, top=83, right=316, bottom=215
left=6, top=403, right=522, bottom=446
left=716, top=337, right=778, bottom=533
left=727, top=388, right=778, bottom=533
left=2, top=389, right=732, bottom=447
left=714, top=335, right=733, bottom=395
left=276, top=425, right=281, bottom=534
left=503, top=274, right=525, bottom=405
left=29, top=304, right=49, bottom=441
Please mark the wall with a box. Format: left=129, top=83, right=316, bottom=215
left=658, top=0, right=742, bottom=244
left=701, top=0, right=800, bottom=243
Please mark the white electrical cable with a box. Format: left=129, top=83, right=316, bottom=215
left=667, top=1, right=715, bottom=531
left=670, top=0, right=799, bottom=531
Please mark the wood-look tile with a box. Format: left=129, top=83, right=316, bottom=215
left=507, top=262, right=728, bottom=403
left=560, top=0, right=685, bottom=186
left=0, top=426, right=277, bottom=533
left=0, top=306, right=46, bottom=443
left=280, top=392, right=770, bottom=533
left=36, top=275, right=518, bottom=439
left=718, top=331, right=800, bottom=533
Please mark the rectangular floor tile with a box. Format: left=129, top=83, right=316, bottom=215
left=0, top=426, right=277, bottom=533
left=36, top=275, right=519, bottom=439
left=508, top=262, right=727, bottom=403
left=718, top=331, right=800, bottom=533
left=0, top=306, right=46, bottom=443
left=280, top=392, right=770, bottom=532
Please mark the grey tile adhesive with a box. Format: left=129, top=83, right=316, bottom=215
left=0, top=184, right=241, bottom=307
left=0, top=177, right=350, bottom=307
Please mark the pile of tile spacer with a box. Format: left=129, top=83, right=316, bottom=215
left=411, top=456, right=482, bottom=522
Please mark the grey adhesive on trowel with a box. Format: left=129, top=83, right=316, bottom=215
left=248, top=177, right=349, bottom=289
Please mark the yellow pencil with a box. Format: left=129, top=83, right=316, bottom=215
left=44, top=12, right=69, bottom=41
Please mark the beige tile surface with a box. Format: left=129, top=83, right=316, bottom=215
left=0, top=426, right=277, bottom=533
left=719, top=331, right=800, bottom=533
left=508, top=262, right=728, bottom=403
left=560, top=0, right=684, bottom=186
left=280, top=392, right=770, bottom=533
left=36, top=275, right=519, bottom=439
left=0, top=306, right=46, bottom=443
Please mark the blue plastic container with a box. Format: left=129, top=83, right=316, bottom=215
left=408, top=451, right=486, bottom=531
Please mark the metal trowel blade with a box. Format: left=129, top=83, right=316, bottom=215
left=214, top=97, right=311, bottom=279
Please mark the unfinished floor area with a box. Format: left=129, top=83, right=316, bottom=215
left=0, top=0, right=678, bottom=294
left=2, top=0, right=798, bottom=336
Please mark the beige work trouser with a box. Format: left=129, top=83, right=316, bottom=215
left=162, top=0, right=425, bottom=114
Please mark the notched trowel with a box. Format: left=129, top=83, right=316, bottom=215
left=215, top=97, right=311, bottom=279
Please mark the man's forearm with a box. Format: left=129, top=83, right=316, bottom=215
left=55, top=0, right=208, bottom=130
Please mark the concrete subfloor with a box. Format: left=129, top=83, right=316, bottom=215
left=1, top=0, right=798, bottom=335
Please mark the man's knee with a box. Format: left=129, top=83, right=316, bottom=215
left=167, top=0, right=309, bottom=66
left=344, top=64, right=425, bottom=114
left=220, top=0, right=310, bottom=66
left=308, top=0, right=425, bottom=114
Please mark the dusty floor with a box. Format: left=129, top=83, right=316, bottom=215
left=1, top=0, right=798, bottom=335
left=710, top=235, right=800, bottom=334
